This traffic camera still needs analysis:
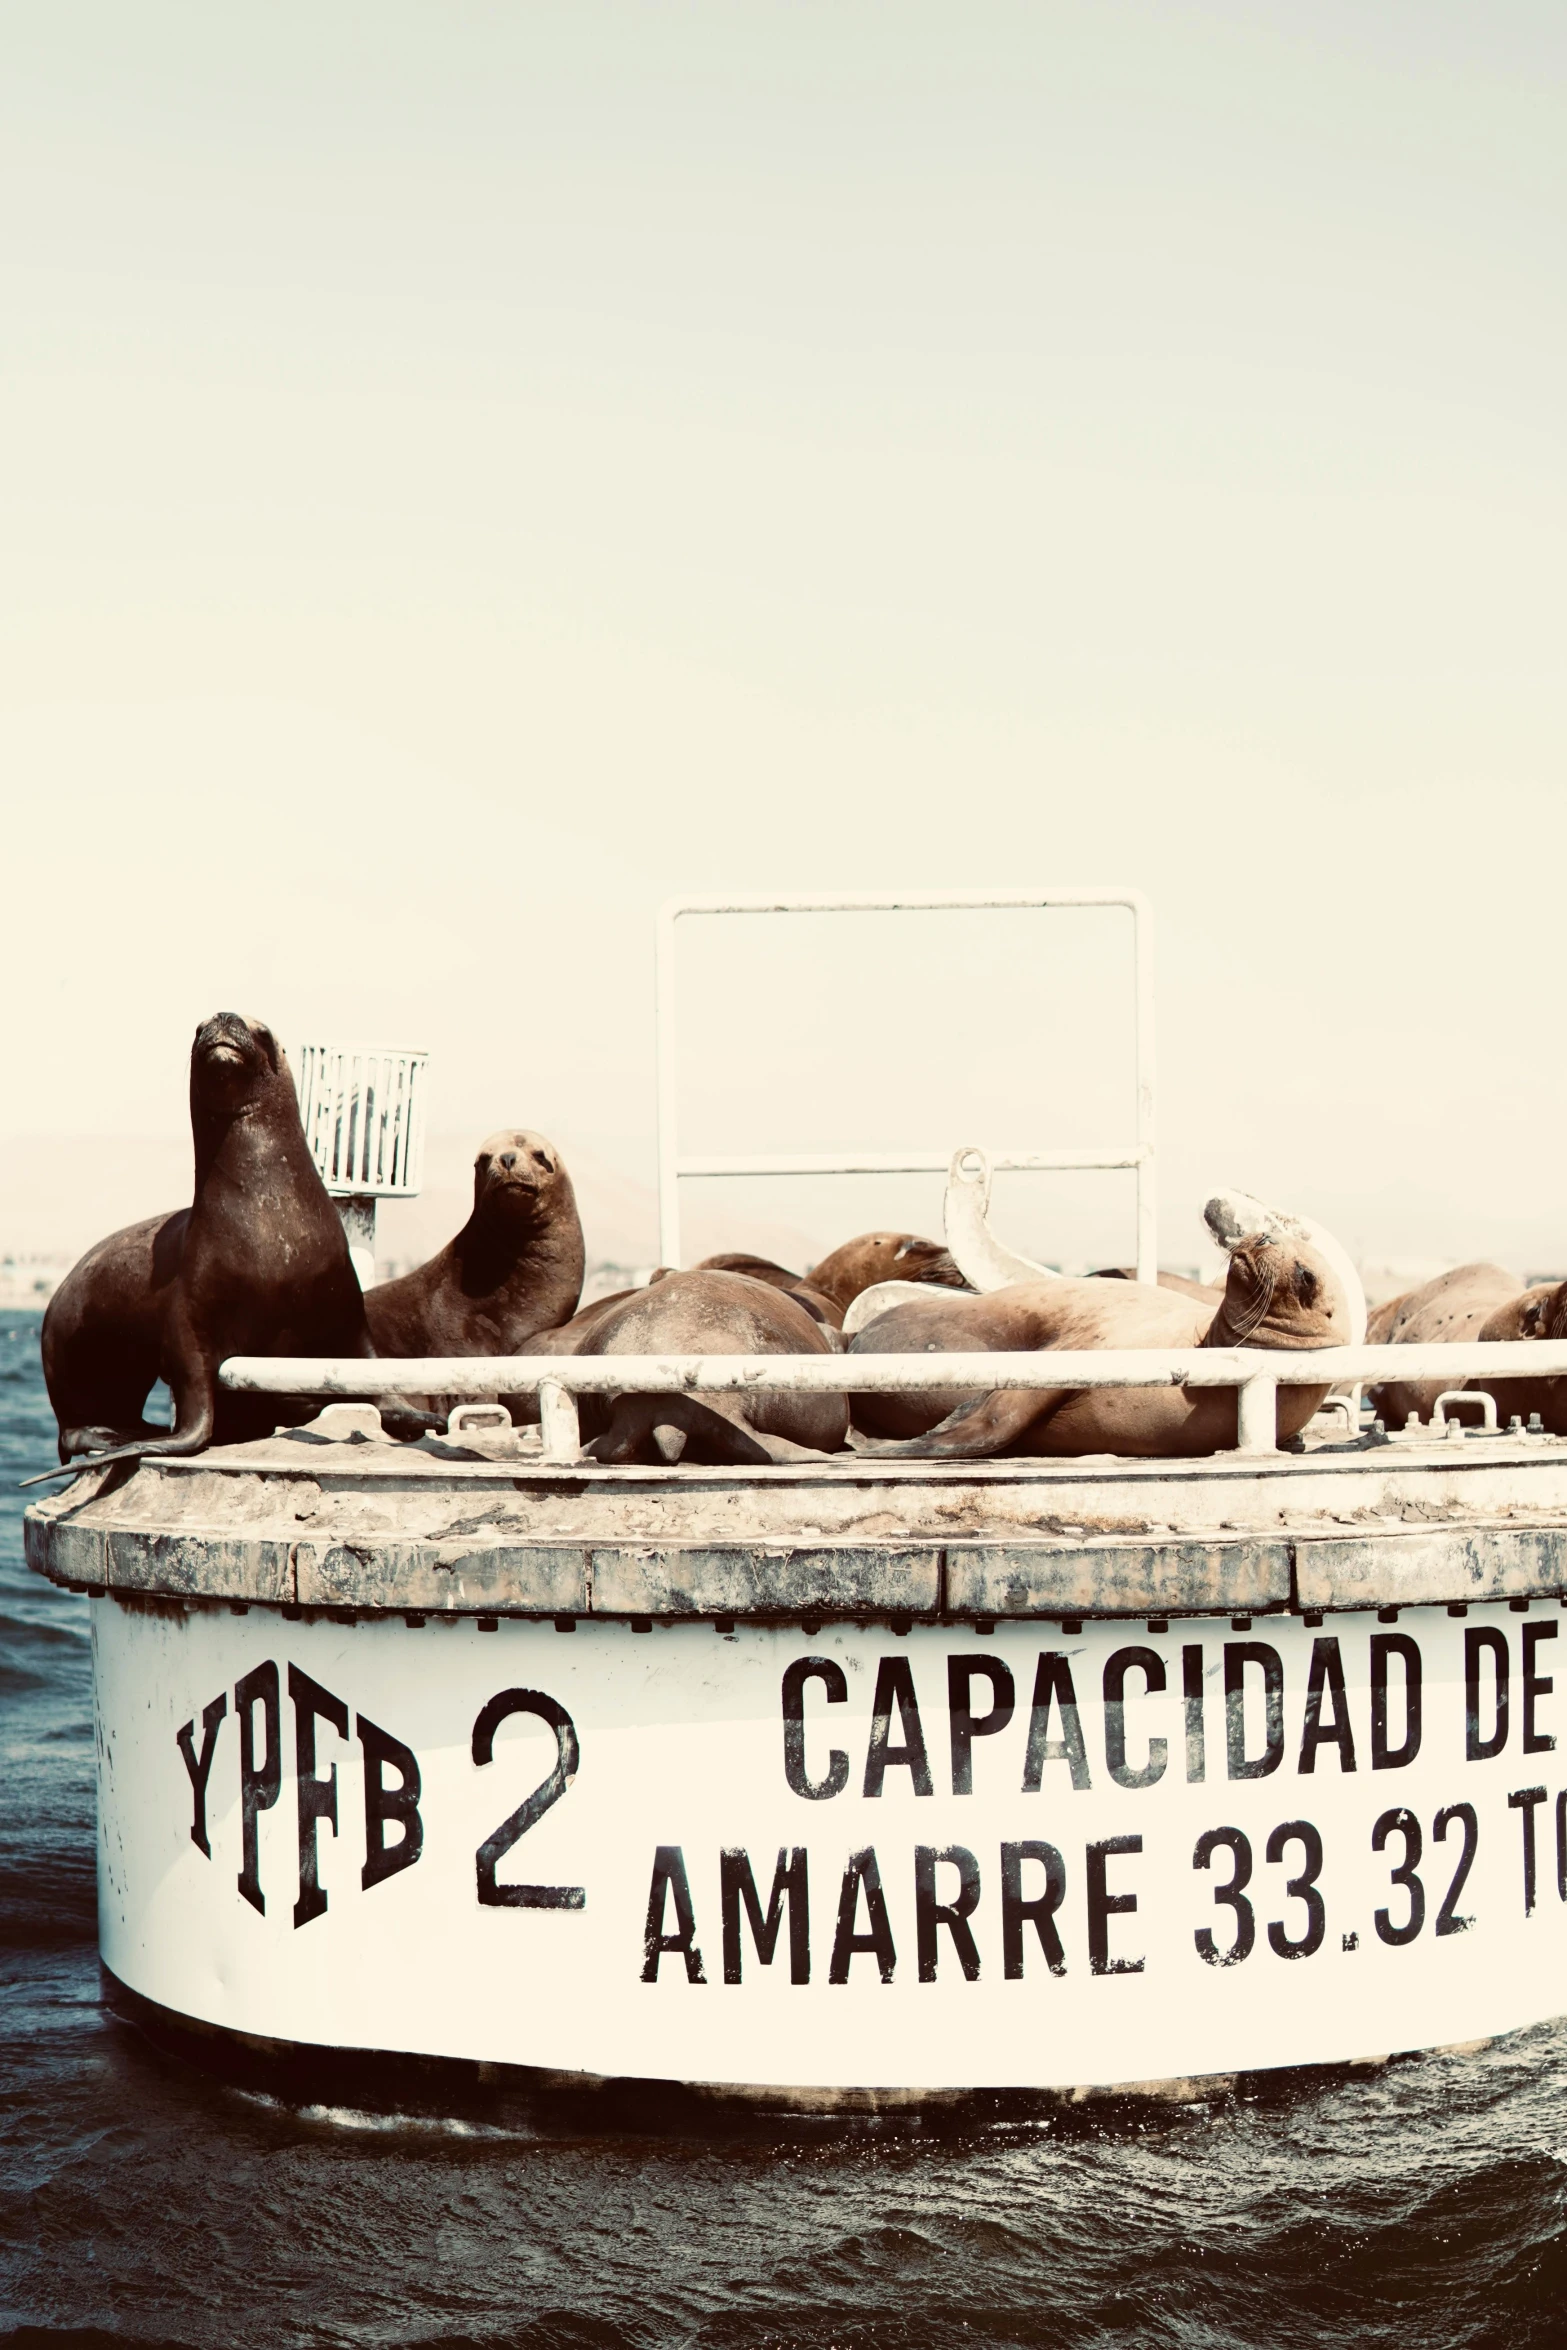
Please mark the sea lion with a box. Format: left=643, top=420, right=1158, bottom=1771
left=688, top=1253, right=844, bottom=1329
left=843, top=1230, right=1348, bottom=1459
left=516, top=1270, right=848, bottom=1465
left=1467, top=1279, right=1567, bottom=1432
left=943, top=1146, right=1219, bottom=1302
left=1092, top=1267, right=1225, bottom=1302
left=1364, top=1262, right=1521, bottom=1427
left=40, top=1013, right=369, bottom=1468
left=804, top=1232, right=969, bottom=1314
left=366, top=1129, right=584, bottom=1357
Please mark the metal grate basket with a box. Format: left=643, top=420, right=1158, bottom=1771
left=293, top=1043, right=428, bottom=1199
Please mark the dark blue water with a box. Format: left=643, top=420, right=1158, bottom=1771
left=5, top=1306, right=1567, bottom=2347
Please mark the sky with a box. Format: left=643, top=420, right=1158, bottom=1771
left=2, top=2, right=1564, bottom=1277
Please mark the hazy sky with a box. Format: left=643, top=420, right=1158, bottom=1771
left=3, top=3, right=1564, bottom=1273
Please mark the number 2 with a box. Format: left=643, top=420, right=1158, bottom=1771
left=471, top=1688, right=585, bottom=1910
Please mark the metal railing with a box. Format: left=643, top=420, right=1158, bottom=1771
left=219, top=1337, right=1567, bottom=1464
left=654, top=890, right=1157, bottom=1279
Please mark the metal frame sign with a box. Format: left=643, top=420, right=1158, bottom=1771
left=97, top=1599, right=1567, bottom=2093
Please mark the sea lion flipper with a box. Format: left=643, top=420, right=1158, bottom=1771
left=943, top=1147, right=1058, bottom=1294
left=853, top=1385, right=1063, bottom=1460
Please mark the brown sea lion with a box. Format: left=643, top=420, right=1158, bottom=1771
left=1467, top=1279, right=1567, bottom=1432
left=1365, top=1262, right=1521, bottom=1427
left=843, top=1232, right=1348, bottom=1459
left=687, top=1253, right=843, bottom=1329
left=40, top=1013, right=369, bottom=1468
left=516, top=1270, right=848, bottom=1465
left=367, top=1129, right=584, bottom=1357
left=1091, top=1267, right=1226, bottom=1303
left=804, top=1232, right=969, bottom=1314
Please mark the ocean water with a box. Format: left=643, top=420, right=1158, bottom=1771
left=4, top=1304, right=1567, bottom=2349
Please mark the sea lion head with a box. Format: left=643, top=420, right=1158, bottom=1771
left=807, top=1231, right=970, bottom=1311
left=189, top=1011, right=283, bottom=1119
left=1208, top=1232, right=1346, bottom=1351
left=471, top=1127, right=570, bottom=1228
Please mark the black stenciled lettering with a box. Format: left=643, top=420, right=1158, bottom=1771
left=1021, top=1653, right=1091, bottom=1792
left=289, top=1664, right=348, bottom=1931
left=358, top=1714, right=423, bottom=1891
left=234, top=1660, right=280, bottom=1916
left=1371, top=1807, right=1424, bottom=1946
left=720, top=1847, right=809, bottom=1985
left=471, top=1688, right=584, bottom=1910
left=1265, top=1820, right=1325, bottom=1958
left=176, top=1692, right=227, bottom=1857
left=948, top=1656, right=1015, bottom=1795
left=914, top=1845, right=981, bottom=1982
left=1434, top=1802, right=1478, bottom=1935
left=862, top=1657, right=933, bottom=1798
left=1509, top=1784, right=1548, bottom=1915
left=1523, top=1623, right=1558, bottom=1755
left=1103, top=1647, right=1168, bottom=1790
left=1370, top=1635, right=1422, bottom=1770
left=1086, top=1836, right=1143, bottom=1976
left=829, top=1848, right=897, bottom=1983
left=1000, top=1841, right=1066, bottom=1978
left=1465, top=1627, right=1509, bottom=1760
left=1298, top=1638, right=1356, bottom=1775
left=782, top=1658, right=850, bottom=1800
left=642, top=1846, right=706, bottom=1982
left=1193, top=1826, right=1255, bottom=1967
left=1182, top=1645, right=1206, bottom=1783
left=1225, top=1642, right=1284, bottom=1780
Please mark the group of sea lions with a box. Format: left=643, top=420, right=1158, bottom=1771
left=42, top=1010, right=1376, bottom=1475
left=1365, top=1263, right=1567, bottom=1435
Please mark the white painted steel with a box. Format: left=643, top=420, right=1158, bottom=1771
left=96, top=1599, right=1567, bottom=2094
left=219, top=1338, right=1567, bottom=1461
left=675, top=1149, right=1151, bottom=1178
left=654, top=891, right=1156, bottom=1282
left=223, top=1338, right=1567, bottom=1399
left=539, top=1378, right=581, bottom=1463
left=1435, top=1391, right=1499, bottom=1433
left=293, top=1042, right=428, bottom=1199
left=1235, top=1374, right=1279, bottom=1455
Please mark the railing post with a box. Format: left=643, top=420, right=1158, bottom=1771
left=1235, top=1371, right=1278, bottom=1455
left=539, top=1381, right=581, bottom=1464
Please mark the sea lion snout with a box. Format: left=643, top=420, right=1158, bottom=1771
left=473, top=1127, right=565, bottom=1215
left=190, top=1011, right=280, bottom=1108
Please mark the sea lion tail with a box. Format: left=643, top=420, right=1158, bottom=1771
left=20, top=1431, right=212, bottom=1488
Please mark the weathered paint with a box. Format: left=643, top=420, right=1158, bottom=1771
left=95, top=1596, right=1567, bottom=2095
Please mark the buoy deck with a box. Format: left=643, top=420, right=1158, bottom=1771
left=27, top=1422, right=1567, bottom=1619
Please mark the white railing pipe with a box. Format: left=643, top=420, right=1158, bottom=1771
left=655, top=890, right=1155, bottom=1278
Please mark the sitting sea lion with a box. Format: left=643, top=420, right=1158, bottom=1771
left=516, top=1270, right=848, bottom=1465
left=40, top=1013, right=369, bottom=1468
left=844, top=1231, right=1348, bottom=1459
left=366, top=1129, right=584, bottom=1357
left=1365, top=1262, right=1521, bottom=1427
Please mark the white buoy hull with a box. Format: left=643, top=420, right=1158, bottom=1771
left=93, top=1596, right=1567, bottom=2099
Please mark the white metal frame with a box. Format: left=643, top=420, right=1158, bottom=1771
left=221, top=1337, right=1567, bottom=1463
left=653, top=890, right=1157, bottom=1279
left=294, top=1042, right=429, bottom=1199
